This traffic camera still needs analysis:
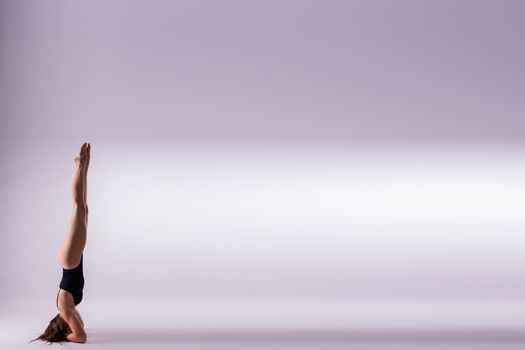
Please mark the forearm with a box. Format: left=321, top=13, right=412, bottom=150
left=67, top=332, right=87, bottom=343
left=73, top=308, right=85, bottom=327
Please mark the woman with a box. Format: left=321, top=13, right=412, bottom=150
left=32, top=143, right=91, bottom=343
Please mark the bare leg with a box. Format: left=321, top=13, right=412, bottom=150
left=59, top=143, right=90, bottom=269
left=83, top=144, right=90, bottom=227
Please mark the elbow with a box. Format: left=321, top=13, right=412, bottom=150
left=67, top=333, right=87, bottom=343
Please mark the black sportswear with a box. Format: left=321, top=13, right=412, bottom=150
left=59, top=254, right=85, bottom=305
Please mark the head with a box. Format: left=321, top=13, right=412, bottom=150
left=31, top=314, right=72, bottom=344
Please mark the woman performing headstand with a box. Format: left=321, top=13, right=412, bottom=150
left=33, top=142, right=91, bottom=343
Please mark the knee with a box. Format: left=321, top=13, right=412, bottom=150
left=73, top=203, right=88, bottom=216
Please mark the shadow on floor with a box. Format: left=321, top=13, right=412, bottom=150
left=86, top=327, right=525, bottom=345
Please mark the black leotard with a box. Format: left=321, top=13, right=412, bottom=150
left=59, top=254, right=85, bottom=305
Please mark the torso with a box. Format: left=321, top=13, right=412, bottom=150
left=58, top=254, right=85, bottom=306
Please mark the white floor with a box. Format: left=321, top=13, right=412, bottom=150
left=2, top=297, right=525, bottom=350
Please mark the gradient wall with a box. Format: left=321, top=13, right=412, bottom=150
left=1, top=0, right=524, bottom=308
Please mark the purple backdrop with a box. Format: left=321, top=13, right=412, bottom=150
left=1, top=0, right=525, bottom=333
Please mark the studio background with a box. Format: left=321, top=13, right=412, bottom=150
left=1, top=0, right=525, bottom=347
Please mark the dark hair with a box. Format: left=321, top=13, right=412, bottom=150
left=30, top=313, right=72, bottom=344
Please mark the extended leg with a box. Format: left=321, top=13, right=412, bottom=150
left=59, top=143, right=89, bottom=269
left=83, top=144, right=90, bottom=227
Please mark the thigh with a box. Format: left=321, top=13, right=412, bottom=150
left=59, top=206, right=87, bottom=268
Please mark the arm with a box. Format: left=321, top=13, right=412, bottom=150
left=72, top=308, right=85, bottom=328
left=61, top=309, right=87, bottom=343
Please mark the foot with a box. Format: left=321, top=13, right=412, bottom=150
left=84, top=143, right=91, bottom=173
left=74, top=143, right=88, bottom=169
